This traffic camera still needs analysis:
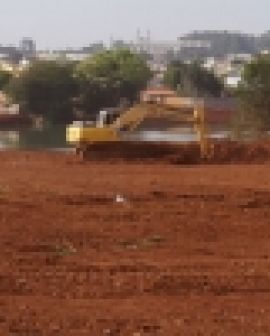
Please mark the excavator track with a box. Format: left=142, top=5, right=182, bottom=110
left=77, top=140, right=201, bottom=163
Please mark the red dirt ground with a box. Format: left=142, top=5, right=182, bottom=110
left=1, top=145, right=270, bottom=335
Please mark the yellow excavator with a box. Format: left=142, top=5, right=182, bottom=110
left=66, top=100, right=211, bottom=160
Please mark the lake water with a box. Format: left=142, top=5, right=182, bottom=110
left=0, top=126, right=68, bottom=150
left=0, top=125, right=232, bottom=150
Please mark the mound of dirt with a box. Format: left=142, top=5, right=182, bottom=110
left=208, top=140, right=270, bottom=163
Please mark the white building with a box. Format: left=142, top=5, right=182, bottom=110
left=225, top=73, right=242, bottom=88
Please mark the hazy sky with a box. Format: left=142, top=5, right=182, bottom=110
left=0, top=0, right=269, bottom=49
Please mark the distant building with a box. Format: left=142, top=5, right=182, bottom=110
left=0, top=61, right=14, bottom=72
left=140, top=89, right=236, bottom=126
left=131, top=31, right=180, bottom=64
left=203, top=55, right=242, bottom=76
left=202, top=53, right=252, bottom=87
left=37, top=49, right=90, bottom=61
left=225, top=72, right=242, bottom=88
left=37, top=42, right=104, bottom=62
left=0, top=91, right=19, bottom=115
left=258, top=31, right=270, bottom=51
left=140, top=87, right=177, bottom=104
left=20, top=37, right=36, bottom=59
left=178, top=31, right=257, bottom=61
left=36, top=50, right=59, bottom=61
left=110, top=39, right=133, bottom=50
left=0, top=46, right=22, bottom=64
left=82, top=42, right=104, bottom=54
left=109, top=31, right=180, bottom=66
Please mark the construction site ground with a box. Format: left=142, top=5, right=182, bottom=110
left=1, top=141, right=270, bottom=335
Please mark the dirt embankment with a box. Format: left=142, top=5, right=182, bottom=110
left=1, top=148, right=270, bottom=335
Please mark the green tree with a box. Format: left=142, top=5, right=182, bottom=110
left=236, top=55, right=270, bottom=132
left=0, top=69, right=12, bottom=90
left=7, top=60, right=77, bottom=123
left=164, top=61, right=223, bottom=97
left=75, top=49, right=151, bottom=116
